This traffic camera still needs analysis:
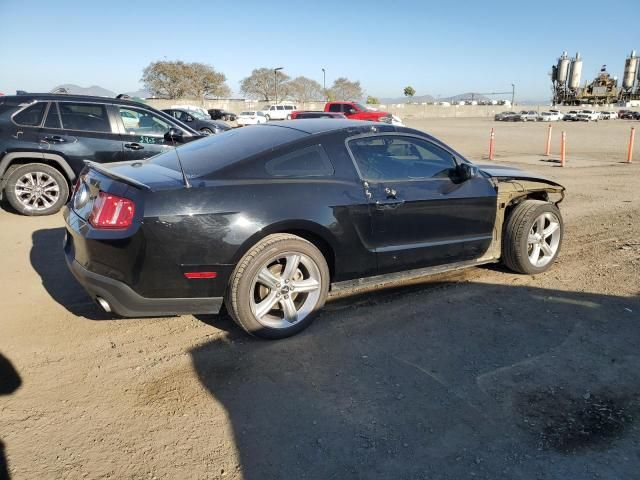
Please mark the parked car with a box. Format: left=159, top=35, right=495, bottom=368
left=563, top=110, right=580, bottom=121
left=170, top=104, right=210, bottom=119
left=599, top=111, right=616, bottom=120
left=324, top=101, right=403, bottom=125
left=290, top=111, right=347, bottom=119
left=494, top=111, right=516, bottom=121
left=208, top=108, right=236, bottom=122
left=538, top=112, right=561, bottom=122
left=261, top=104, right=298, bottom=121
left=618, top=110, right=637, bottom=120
left=163, top=108, right=231, bottom=135
left=236, top=111, right=267, bottom=126
left=64, top=119, right=565, bottom=339
left=0, top=94, right=203, bottom=216
left=578, top=110, right=600, bottom=121
left=514, top=111, right=538, bottom=122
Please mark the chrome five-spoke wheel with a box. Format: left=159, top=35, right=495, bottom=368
left=227, top=234, right=330, bottom=339
left=250, top=252, right=322, bottom=329
left=527, top=212, right=561, bottom=268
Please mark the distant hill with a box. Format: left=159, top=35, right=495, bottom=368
left=50, top=84, right=116, bottom=97
left=379, top=94, right=434, bottom=104
left=440, top=92, right=492, bottom=103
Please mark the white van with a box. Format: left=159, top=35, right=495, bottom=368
left=261, top=104, right=298, bottom=121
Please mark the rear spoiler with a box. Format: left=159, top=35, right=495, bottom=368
left=83, top=160, right=151, bottom=191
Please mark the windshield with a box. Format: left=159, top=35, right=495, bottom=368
left=355, top=103, right=368, bottom=111
left=189, top=110, right=208, bottom=119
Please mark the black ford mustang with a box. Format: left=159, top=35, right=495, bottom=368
left=64, top=120, right=565, bottom=338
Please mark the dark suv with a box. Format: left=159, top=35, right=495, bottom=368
left=207, top=108, right=236, bottom=121
left=0, top=94, right=202, bottom=216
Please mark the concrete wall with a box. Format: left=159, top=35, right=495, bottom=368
left=145, top=98, right=622, bottom=119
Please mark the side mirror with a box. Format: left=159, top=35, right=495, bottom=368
left=186, top=115, right=194, bottom=122
left=457, top=163, right=478, bottom=181
left=164, top=127, right=184, bottom=143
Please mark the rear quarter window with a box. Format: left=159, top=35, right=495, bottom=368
left=265, top=144, right=334, bottom=177
left=13, top=102, right=47, bottom=126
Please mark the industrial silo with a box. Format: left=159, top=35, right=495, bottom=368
left=622, top=50, right=638, bottom=90
left=568, top=52, right=582, bottom=90
left=557, top=51, right=570, bottom=84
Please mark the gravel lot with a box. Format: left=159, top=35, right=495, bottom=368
left=1, top=118, right=639, bottom=479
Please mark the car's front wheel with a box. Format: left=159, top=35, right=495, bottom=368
left=264, top=115, right=270, bottom=121
left=4, top=163, right=69, bottom=216
left=502, top=200, right=563, bottom=274
left=200, top=127, right=214, bottom=135
left=226, top=234, right=330, bottom=339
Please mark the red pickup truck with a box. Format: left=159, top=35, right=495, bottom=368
left=324, top=101, right=394, bottom=122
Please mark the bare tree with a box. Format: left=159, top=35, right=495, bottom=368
left=183, top=62, right=231, bottom=102
left=329, top=77, right=363, bottom=101
left=287, top=76, right=323, bottom=106
left=240, top=68, right=290, bottom=101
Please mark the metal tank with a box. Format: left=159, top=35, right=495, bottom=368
left=622, top=50, right=638, bottom=90
left=556, top=51, right=570, bottom=84
left=551, top=65, right=558, bottom=82
left=568, top=52, right=582, bottom=90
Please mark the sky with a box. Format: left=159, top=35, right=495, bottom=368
left=1, top=0, right=638, bottom=101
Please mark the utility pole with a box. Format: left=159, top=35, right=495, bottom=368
left=322, top=68, right=326, bottom=100
left=511, top=83, right=515, bottom=106
left=274, top=67, right=283, bottom=103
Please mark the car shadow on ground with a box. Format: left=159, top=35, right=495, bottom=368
left=30, top=227, right=112, bottom=320
left=0, top=353, right=21, bottom=480
left=190, top=282, right=640, bottom=480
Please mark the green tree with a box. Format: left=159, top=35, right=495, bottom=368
left=403, top=86, right=416, bottom=99
left=141, top=61, right=230, bottom=100
left=329, top=77, right=363, bottom=101
left=366, top=95, right=379, bottom=104
left=240, top=68, right=290, bottom=101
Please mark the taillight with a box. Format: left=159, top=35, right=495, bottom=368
left=89, top=191, right=135, bottom=229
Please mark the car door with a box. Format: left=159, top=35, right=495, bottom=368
left=115, top=105, right=184, bottom=161
left=54, top=100, right=125, bottom=171
left=347, top=133, right=497, bottom=274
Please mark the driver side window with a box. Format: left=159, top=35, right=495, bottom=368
left=119, top=107, right=172, bottom=137
left=348, top=136, right=456, bottom=181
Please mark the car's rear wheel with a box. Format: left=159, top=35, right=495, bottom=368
left=4, top=163, right=69, bottom=216
left=226, top=234, right=330, bottom=339
left=502, top=200, right=563, bottom=274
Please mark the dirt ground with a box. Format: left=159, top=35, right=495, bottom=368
left=1, top=118, right=639, bottom=480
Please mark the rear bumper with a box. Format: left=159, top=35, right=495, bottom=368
left=65, top=251, right=223, bottom=318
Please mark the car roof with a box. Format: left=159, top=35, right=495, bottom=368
left=0, top=93, right=149, bottom=108
left=261, top=119, right=393, bottom=135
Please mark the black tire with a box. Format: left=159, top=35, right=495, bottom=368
left=502, top=200, right=563, bottom=274
left=200, top=127, right=214, bottom=135
left=222, top=115, right=228, bottom=121
left=265, top=114, right=270, bottom=121
left=4, top=163, right=69, bottom=216
left=225, top=234, right=330, bottom=339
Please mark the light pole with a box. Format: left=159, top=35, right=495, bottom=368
left=322, top=68, right=326, bottom=100
left=511, top=83, right=515, bottom=106
left=274, top=67, right=283, bottom=103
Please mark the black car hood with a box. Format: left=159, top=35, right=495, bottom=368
left=477, top=164, right=564, bottom=188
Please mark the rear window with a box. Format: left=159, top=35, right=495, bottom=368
left=13, top=102, right=47, bottom=126
left=151, top=125, right=307, bottom=178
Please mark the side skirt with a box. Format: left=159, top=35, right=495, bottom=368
left=329, top=256, right=499, bottom=295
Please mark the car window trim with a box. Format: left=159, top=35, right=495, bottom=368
left=344, top=132, right=463, bottom=183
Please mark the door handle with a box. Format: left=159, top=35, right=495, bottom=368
left=124, top=143, right=144, bottom=150
left=42, top=135, right=66, bottom=143
left=375, top=199, right=405, bottom=210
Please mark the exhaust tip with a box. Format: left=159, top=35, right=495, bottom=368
left=96, top=296, right=112, bottom=313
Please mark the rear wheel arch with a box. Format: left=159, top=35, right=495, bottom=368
left=231, top=222, right=337, bottom=281
left=1, top=152, right=75, bottom=193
